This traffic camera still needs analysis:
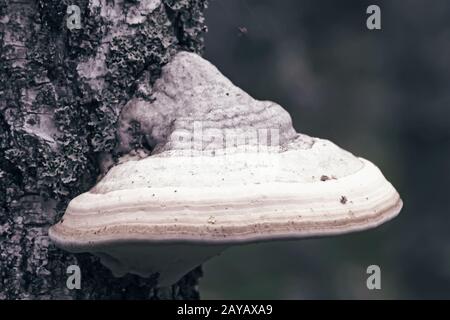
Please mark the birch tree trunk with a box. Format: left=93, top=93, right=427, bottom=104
left=0, top=0, right=208, bottom=299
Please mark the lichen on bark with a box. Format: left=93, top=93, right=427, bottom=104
left=0, top=0, right=208, bottom=299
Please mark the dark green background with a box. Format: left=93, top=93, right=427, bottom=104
left=199, top=0, right=450, bottom=299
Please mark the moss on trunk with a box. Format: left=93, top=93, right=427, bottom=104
left=0, top=0, right=208, bottom=299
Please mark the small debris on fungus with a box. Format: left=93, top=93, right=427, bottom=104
left=207, top=216, right=216, bottom=224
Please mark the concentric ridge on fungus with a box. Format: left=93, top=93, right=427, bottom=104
left=49, top=52, right=402, bottom=286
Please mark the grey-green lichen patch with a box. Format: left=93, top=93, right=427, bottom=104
left=1, top=0, right=208, bottom=299
left=163, top=0, right=209, bottom=52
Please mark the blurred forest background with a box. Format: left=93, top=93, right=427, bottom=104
left=199, top=0, right=450, bottom=299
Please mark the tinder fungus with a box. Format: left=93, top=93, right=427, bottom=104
left=49, top=52, right=402, bottom=286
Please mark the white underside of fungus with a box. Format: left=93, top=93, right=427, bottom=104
left=49, top=51, right=402, bottom=287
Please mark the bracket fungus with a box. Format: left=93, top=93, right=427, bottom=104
left=49, top=52, right=402, bottom=287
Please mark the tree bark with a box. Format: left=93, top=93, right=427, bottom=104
left=0, top=0, right=208, bottom=299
